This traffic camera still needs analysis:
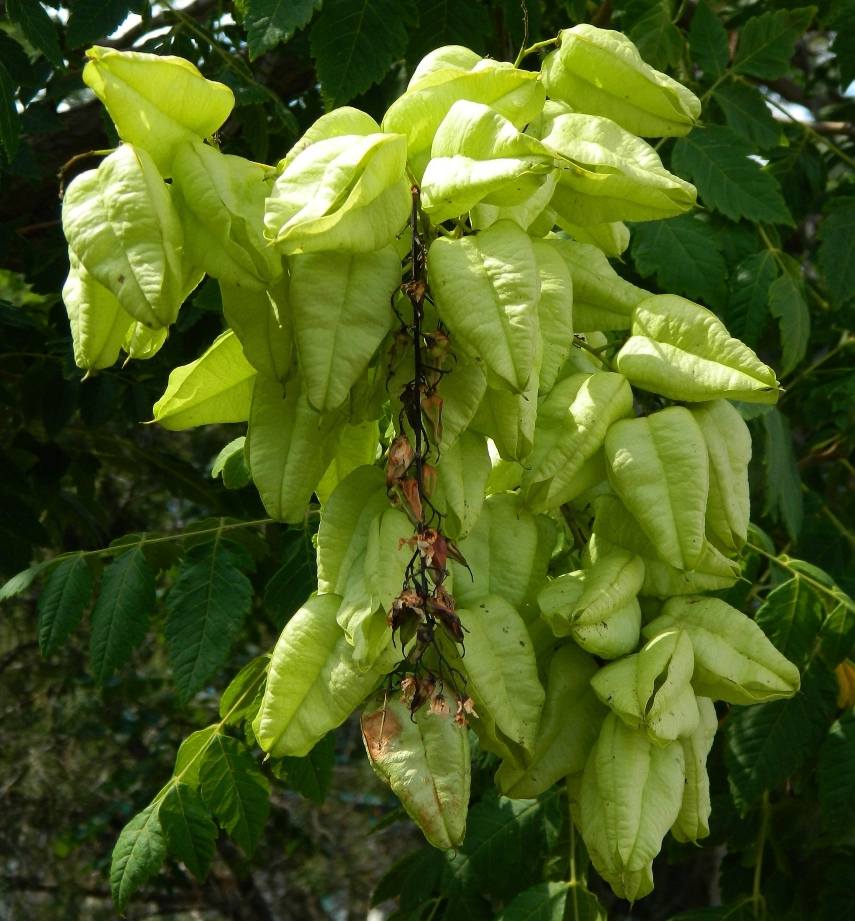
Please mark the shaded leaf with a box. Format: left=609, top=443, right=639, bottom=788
left=754, top=576, right=824, bottom=669
left=726, top=251, right=777, bottom=346
left=831, top=0, right=855, bottom=87
left=405, top=0, right=490, bottom=65
left=627, top=0, right=683, bottom=71
left=244, top=0, right=322, bottom=59
left=37, top=554, right=94, bottom=656
left=0, top=62, right=20, bottom=162
left=817, top=709, right=855, bottom=839
left=768, top=256, right=809, bottom=375
left=817, top=198, right=855, bottom=309
left=820, top=605, right=855, bottom=667
left=264, top=528, right=317, bottom=629
left=688, top=0, right=729, bottom=78
left=725, top=660, right=838, bottom=810
left=0, top=558, right=54, bottom=603
left=672, top=126, right=793, bottom=225
left=90, top=547, right=156, bottom=684
left=713, top=82, right=782, bottom=150
left=762, top=408, right=803, bottom=541
left=110, top=805, right=166, bottom=915
left=219, top=655, right=270, bottom=724
left=212, top=437, right=252, bottom=490
left=269, top=732, right=335, bottom=805
left=160, top=782, right=218, bottom=882
left=370, top=849, right=421, bottom=908
left=494, top=882, right=569, bottom=921
left=631, top=213, right=728, bottom=310
left=199, top=734, right=270, bottom=855
left=732, top=7, right=816, bottom=80
left=67, top=0, right=137, bottom=48
left=6, top=0, right=63, bottom=65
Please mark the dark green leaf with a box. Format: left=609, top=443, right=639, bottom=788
left=754, top=576, right=824, bottom=668
left=817, top=198, right=855, bottom=309
left=732, top=7, right=816, bottom=79
left=199, top=734, right=270, bottom=856
left=212, top=437, right=252, bottom=490
left=264, top=528, right=317, bottom=629
left=494, top=882, right=569, bottom=921
left=688, top=0, right=729, bottom=78
left=192, top=276, right=223, bottom=312
left=173, top=726, right=220, bottom=790
left=67, top=0, right=136, bottom=48
left=37, top=554, right=94, bottom=656
left=831, top=0, right=855, bottom=87
left=818, top=709, right=855, bottom=839
left=441, top=791, right=562, bottom=902
left=90, top=547, right=156, bottom=684
left=269, top=732, right=335, bottom=806
left=726, top=250, right=778, bottom=346
left=405, top=0, right=490, bottom=65
left=669, top=902, right=756, bottom=920
left=713, top=82, right=782, bottom=150
left=762, top=408, right=803, bottom=541
left=768, top=254, right=809, bottom=374
left=672, top=127, right=793, bottom=225
left=311, top=0, right=417, bottom=108
left=219, top=655, right=270, bottom=724
left=0, top=62, right=21, bottom=165
left=165, top=538, right=254, bottom=703
left=110, top=804, right=166, bottom=915
left=626, top=0, right=682, bottom=70
left=630, top=213, right=728, bottom=310
left=371, top=849, right=421, bottom=907
left=160, top=782, right=218, bottom=882
left=0, top=558, right=54, bottom=603
left=6, top=0, right=63, bottom=65
left=0, top=32, right=36, bottom=85
left=820, top=605, right=855, bottom=667
left=109, top=533, right=182, bottom=575
left=725, top=660, right=838, bottom=810
left=243, top=0, right=322, bottom=60
left=563, top=883, right=607, bottom=921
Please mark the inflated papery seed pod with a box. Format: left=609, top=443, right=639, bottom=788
left=672, top=697, right=717, bottom=843
left=543, top=234, right=649, bottom=332
left=421, top=101, right=556, bottom=223
left=537, top=551, right=643, bottom=659
left=530, top=238, right=575, bottom=394
left=689, top=400, right=752, bottom=551
left=429, top=219, right=540, bottom=394
left=361, top=693, right=470, bottom=850
left=82, top=46, right=234, bottom=176
left=586, top=493, right=740, bottom=596
left=591, top=629, right=700, bottom=743
left=615, top=294, right=780, bottom=403
left=433, top=430, right=492, bottom=540
left=541, top=25, right=700, bottom=138
left=62, top=145, right=191, bottom=329
left=557, top=220, right=630, bottom=258
left=605, top=407, right=710, bottom=572
left=383, top=49, right=545, bottom=180
left=497, top=643, right=607, bottom=798
left=254, top=594, right=385, bottom=757
left=644, top=596, right=801, bottom=704
left=578, top=712, right=686, bottom=901
left=264, top=122, right=410, bottom=254
left=522, top=371, right=634, bottom=514
left=171, top=140, right=282, bottom=290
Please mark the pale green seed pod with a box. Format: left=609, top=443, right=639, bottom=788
left=615, top=294, right=780, bottom=403
left=578, top=712, right=686, bottom=901
left=362, top=693, right=471, bottom=850
left=497, top=643, right=607, bottom=798
left=644, top=596, right=801, bottom=704
left=689, top=400, right=752, bottom=551
left=605, top=407, right=710, bottom=572
left=590, top=629, right=700, bottom=743
left=82, top=45, right=234, bottom=176
left=433, top=430, right=492, bottom=540
left=541, top=25, right=700, bottom=138
left=672, top=697, right=717, bottom=843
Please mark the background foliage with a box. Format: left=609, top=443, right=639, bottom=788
left=0, top=0, right=854, bottom=917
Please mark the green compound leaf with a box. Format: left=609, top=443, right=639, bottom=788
left=159, top=782, right=218, bottom=882
left=762, top=408, right=803, bottom=541
left=0, top=61, right=20, bottom=162
left=405, top=0, right=490, bottom=65
left=110, top=804, right=166, bottom=915
left=732, top=6, right=816, bottom=80
left=37, top=554, right=94, bottom=656
left=67, top=0, right=136, bottom=49
left=264, top=527, right=318, bottom=630
left=724, top=660, right=838, bottom=811
left=820, top=604, right=855, bottom=668
left=726, top=250, right=778, bottom=347
left=817, top=198, right=855, bottom=309
left=244, top=0, right=321, bottom=59
left=270, top=732, right=335, bottom=806
left=165, top=538, right=255, bottom=704
left=672, top=127, right=793, bottom=225
left=310, top=0, right=417, bottom=108
left=830, top=1, right=855, bottom=87
left=688, top=0, right=729, bottom=78
left=627, top=0, right=683, bottom=71
left=713, top=81, right=782, bottom=151
left=90, top=547, right=156, bottom=684
left=754, top=576, right=825, bottom=670
left=494, top=882, right=572, bottom=921
left=768, top=254, right=809, bottom=375
left=199, top=734, right=270, bottom=856
left=6, top=0, right=63, bottom=65
left=630, top=213, right=728, bottom=310
left=441, top=791, right=562, bottom=902
left=817, top=709, right=855, bottom=839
